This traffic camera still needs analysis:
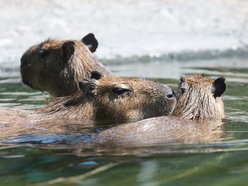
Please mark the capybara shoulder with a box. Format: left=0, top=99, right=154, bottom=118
left=21, top=33, right=111, bottom=97
left=97, top=116, right=224, bottom=147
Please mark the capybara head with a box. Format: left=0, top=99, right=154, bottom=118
left=20, top=33, right=111, bottom=97
left=172, top=74, right=226, bottom=120
left=44, top=72, right=177, bottom=123
left=78, top=72, right=177, bottom=123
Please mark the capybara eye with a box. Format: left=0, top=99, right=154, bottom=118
left=112, top=87, right=132, bottom=96
left=166, top=90, right=176, bottom=98
left=38, top=49, right=49, bottom=57
left=167, top=94, right=173, bottom=98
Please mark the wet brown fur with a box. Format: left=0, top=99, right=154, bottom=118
left=0, top=76, right=176, bottom=138
left=21, top=39, right=111, bottom=97
left=97, top=74, right=226, bottom=147
left=173, top=74, right=225, bottom=120
left=38, top=75, right=176, bottom=123
left=97, top=116, right=224, bottom=147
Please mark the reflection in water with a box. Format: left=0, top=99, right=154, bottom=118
left=1, top=146, right=247, bottom=186
left=137, top=161, right=158, bottom=186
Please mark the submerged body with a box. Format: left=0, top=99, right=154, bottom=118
left=97, top=116, right=223, bottom=146
left=20, top=34, right=111, bottom=97
left=0, top=108, right=95, bottom=139
left=97, top=74, right=226, bottom=146
left=0, top=73, right=226, bottom=146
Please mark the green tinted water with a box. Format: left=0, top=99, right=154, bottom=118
left=0, top=56, right=248, bottom=186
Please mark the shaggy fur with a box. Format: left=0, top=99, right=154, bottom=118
left=97, top=74, right=226, bottom=146
left=37, top=76, right=177, bottom=123
left=0, top=75, right=176, bottom=139
left=21, top=38, right=111, bottom=96
left=172, top=74, right=225, bottom=120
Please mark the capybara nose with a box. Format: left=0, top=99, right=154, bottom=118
left=21, top=53, right=27, bottom=64
left=20, top=52, right=31, bottom=70
left=20, top=52, right=32, bottom=86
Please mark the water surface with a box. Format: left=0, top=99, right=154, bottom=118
left=0, top=55, right=248, bottom=186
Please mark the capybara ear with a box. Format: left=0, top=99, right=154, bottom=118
left=212, top=77, right=226, bottom=98
left=112, top=85, right=132, bottom=96
left=178, top=76, right=188, bottom=94
left=82, top=33, right=98, bottom=53
left=90, top=71, right=102, bottom=80
left=62, top=41, right=75, bottom=63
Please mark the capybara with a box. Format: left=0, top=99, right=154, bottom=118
left=172, top=75, right=225, bottom=120
left=20, top=33, right=111, bottom=97
left=0, top=72, right=176, bottom=138
left=97, top=74, right=226, bottom=146
left=38, top=71, right=177, bottom=123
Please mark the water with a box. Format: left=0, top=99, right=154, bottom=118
left=0, top=55, right=247, bottom=185
left=1, top=0, right=248, bottom=185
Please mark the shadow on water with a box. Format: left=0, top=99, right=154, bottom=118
left=0, top=56, right=248, bottom=185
